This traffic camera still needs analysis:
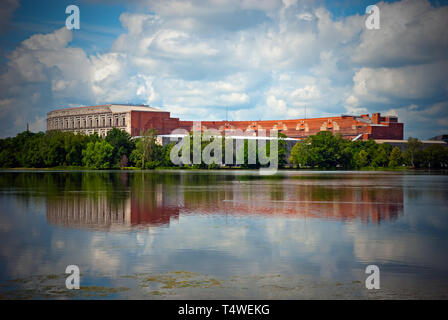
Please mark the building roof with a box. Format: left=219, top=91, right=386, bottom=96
left=47, top=104, right=166, bottom=116
left=108, top=104, right=164, bottom=113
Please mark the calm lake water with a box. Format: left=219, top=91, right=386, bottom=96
left=0, top=170, right=447, bottom=299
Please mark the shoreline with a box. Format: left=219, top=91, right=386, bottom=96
left=1, top=166, right=447, bottom=173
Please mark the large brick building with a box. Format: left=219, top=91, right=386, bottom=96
left=46, top=104, right=403, bottom=140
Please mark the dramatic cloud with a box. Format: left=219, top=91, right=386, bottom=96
left=352, top=0, right=448, bottom=68
left=345, top=0, right=448, bottom=129
left=0, top=0, right=447, bottom=138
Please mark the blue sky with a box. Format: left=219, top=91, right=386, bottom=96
left=0, top=0, right=447, bottom=139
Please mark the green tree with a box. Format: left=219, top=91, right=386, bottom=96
left=421, top=144, right=448, bottom=168
left=405, top=137, right=422, bottom=167
left=0, top=137, right=18, bottom=167
left=82, top=140, right=114, bottom=169
left=105, top=128, right=135, bottom=168
left=130, top=129, right=162, bottom=169
left=354, top=149, right=369, bottom=168
left=388, top=147, right=402, bottom=167
left=64, top=132, right=90, bottom=166
left=289, top=138, right=316, bottom=168
left=160, top=143, right=176, bottom=167
left=290, top=131, right=346, bottom=168
left=277, top=132, right=288, bottom=168
left=40, top=131, right=68, bottom=167
left=12, top=131, right=37, bottom=167
left=372, top=144, right=391, bottom=167
left=339, top=139, right=355, bottom=169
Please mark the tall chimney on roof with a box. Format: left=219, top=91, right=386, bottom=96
left=372, top=113, right=380, bottom=124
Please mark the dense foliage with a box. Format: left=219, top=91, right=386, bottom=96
left=0, top=129, right=141, bottom=169
left=1, top=129, right=446, bottom=170
left=0, top=128, right=284, bottom=169
left=289, top=131, right=448, bottom=169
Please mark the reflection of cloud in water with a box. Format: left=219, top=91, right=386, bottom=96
left=2, top=171, right=447, bottom=298
left=88, top=236, right=122, bottom=276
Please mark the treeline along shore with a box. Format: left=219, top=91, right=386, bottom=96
left=0, top=128, right=447, bottom=170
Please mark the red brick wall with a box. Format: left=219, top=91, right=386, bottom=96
left=130, top=111, right=182, bottom=135
left=182, top=116, right=374, bottom=139
left=368, top=122, right=403, bottom=140
left=129, top=111, right=404, bottom=141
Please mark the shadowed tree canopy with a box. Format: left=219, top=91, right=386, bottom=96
left=105, top=128, right=135, bottom=167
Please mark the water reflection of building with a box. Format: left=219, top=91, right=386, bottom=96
left=180, top=183, right=404, bottom=224
left=130, top=192, right=180, bottom=226
left=46, top=179, right=404, bottom=230
left=46, top=188, right=180, bottom=230
left=46, top=195, right=132, bottom=231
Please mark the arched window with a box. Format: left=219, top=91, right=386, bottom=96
left=109, top=118, right=112, bottom=127
left=116, top=118, right=119, bottom=126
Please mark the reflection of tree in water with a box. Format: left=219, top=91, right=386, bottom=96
left=0, top=171, right=406, bottom=230
left=0, top=171, right=128, bottom=197
left=270, top=183, right=285, bottom=201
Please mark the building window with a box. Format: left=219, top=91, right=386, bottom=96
left=122, top=118, right=125, bottom=126
left=103, top=119, right=105, bottom=127
left=116, top=118, right=119, bottom=126
left=109, top=118, right=112, bottom=127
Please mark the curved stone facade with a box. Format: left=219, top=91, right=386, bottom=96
left=46, top=104, right=157, bottom=137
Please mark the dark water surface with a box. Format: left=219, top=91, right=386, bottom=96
left=0, top=170, right=447, bottom=299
